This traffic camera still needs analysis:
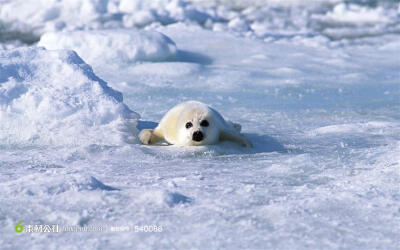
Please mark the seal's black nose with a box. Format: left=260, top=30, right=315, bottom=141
left=192, top=131, right=204, bottom=142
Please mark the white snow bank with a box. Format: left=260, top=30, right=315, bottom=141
left=38, top=29, right=177, bottom=70
left=0, top=47, right=139, bottom=147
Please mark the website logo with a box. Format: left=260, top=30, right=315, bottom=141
left=14, top=221, right=23, bottom=233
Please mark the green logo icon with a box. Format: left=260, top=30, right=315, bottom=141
left=15, top=221, right=23, bottom=233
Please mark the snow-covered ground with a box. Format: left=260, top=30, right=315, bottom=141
left=1, top=0, right=400, bottom=249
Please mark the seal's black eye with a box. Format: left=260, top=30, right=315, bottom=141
left=200, top=120, right=209, bottom=127
left=185, top=122, right=193, bottom=129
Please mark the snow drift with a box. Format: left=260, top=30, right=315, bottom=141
left=38, top=29, right=178, bottom=70
left=0, top=47, right=139, bottom=146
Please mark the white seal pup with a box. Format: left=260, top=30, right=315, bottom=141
left=139, top=101, right=252, bottom=147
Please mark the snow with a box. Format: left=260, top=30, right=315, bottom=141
left=1, top=0, right=400, bottom=249
left=319, top=3, right=390, bottom=24
left=0, top=47, right=138, bottom=146
left=38, top=29, right=177, bottom=71
left=2, top=0, right=399, bottom=47
left=311, top=121, right=397, bottom=135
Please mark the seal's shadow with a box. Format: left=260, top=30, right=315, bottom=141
left=137, top=120, right=158, bottom=130
left=137, top=120, right=286, bottom=154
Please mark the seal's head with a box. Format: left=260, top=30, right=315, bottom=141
left=177, top=106, right=219, bottom=146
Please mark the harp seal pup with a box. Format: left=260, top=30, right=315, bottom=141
left=139, top=101, right=252, bottom=147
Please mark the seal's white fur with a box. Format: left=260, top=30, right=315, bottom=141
left=139, top=101, right=252, bottom=147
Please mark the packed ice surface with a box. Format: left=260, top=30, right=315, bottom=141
left=0, top=47, right=138, bottom=146
left=1, top=0, right=400, bottom=249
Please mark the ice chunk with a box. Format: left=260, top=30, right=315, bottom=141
left=38, top=29, right=177, bottom=70
left=0, top=47, right=139, bottom=146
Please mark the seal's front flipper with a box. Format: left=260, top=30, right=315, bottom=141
left=220, top=129, right=252, bottom=147
left=226, top=121, right=242, bottom=132
left=139, top=129, right=163, bottom=145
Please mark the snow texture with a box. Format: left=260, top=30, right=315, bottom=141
left=0, top=47, right=138, bottom=146
left=0, top=0, right=400, bottom=249
left=1, top=0, right=399, bottom=47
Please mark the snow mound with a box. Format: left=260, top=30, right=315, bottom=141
left=38, top=29, right=177, bottom=70
left=0, top=47, right=139, bottom=147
